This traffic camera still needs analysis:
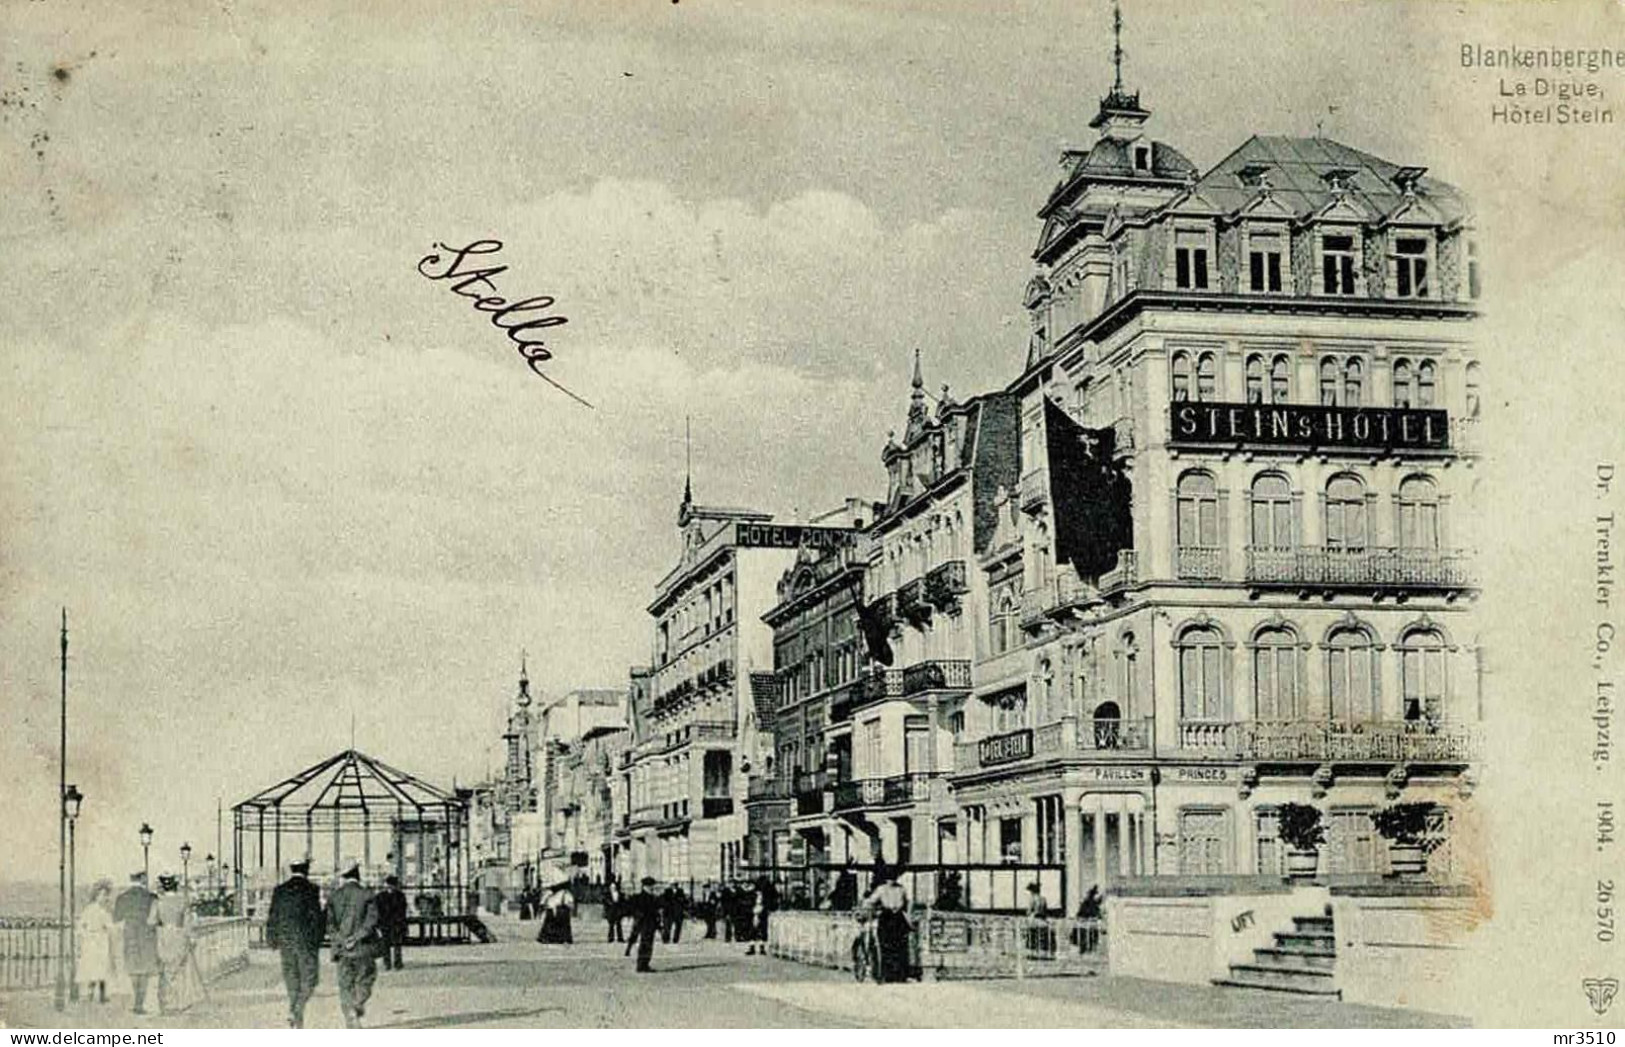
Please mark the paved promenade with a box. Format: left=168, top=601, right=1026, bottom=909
left=0, top=915, right=1466, bottom=1029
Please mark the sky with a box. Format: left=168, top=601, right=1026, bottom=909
left=0, top=0, right=1620, bottom=911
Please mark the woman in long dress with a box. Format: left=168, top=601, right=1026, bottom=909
left=77, top=882, right=117, bottom=1004
left=535, top=883, right=574, bottom=944
left=150, top=877, right=201, bottom=1015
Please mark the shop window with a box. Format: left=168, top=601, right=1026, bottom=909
left=1177, top=808, right=1231, bottom=875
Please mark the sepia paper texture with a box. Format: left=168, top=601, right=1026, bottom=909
left=2, top=0, right=1624, bottom=1030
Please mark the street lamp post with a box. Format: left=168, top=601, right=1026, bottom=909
left=53, top=610, right=68, bottom=1013
left=180, top=842, right=192, bottom=890
left=206, top=854, right=217, bottom=895
left=64, top=785, right=82, bottom=1002
left=139, top=823, right=154, bottom=881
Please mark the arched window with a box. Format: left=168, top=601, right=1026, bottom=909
left=1253, top=626, right=1302, bottom=721
left=1245, top=355, right=1265, bottom=404
left=1397, top=475, right=1441, bottom=551
left=1177, top=624, right=1227, bottom=721
left=1176, top=470, right=1220, bottom=552
left=1270, top=355, right=1291, bottom=404
left=1092, top=700, right=1124, bottom=749
left=1120, top=632, right=1139, bottom=715
left=1392, top=360, right=1414, bottom=408
left=991, top=591, right=1016, bottom=656
left=1171, top=352, right=1193, bottom=402
left=1196, top=353, right=1217, bottom=402
left=1417, top=360, right=1437, bottom=407
left=1319, top=358, right=1339, bottom=406
left=1325, top=474, right=1368, bottom=552
left=1250, top=474, right=1294, bottom=550
left=1326, top=626, right=1378, bottom=723
left=1400, top=627, right=1448, bottom=723
left=1465, top=361, right=1482, bottom=419
left=1343, top=358, right=1364, bottom=406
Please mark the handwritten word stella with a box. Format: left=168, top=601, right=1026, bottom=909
left=416, top=239, right=592, bottom=408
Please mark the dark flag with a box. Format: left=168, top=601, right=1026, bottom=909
left=854, top=586, right=896, bottom=667
left=1043, top=397, right=1133, bottom=579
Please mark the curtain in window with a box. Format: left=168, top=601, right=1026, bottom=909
left=1326, top=628, right=1376, bottom=722
left=1253, top=627, right=1301, bottom=721
left=1325, top=475, right=1367, bottom=551
left=1250, top=474, right=1293, bottom=549
left=1179, top=626, right=1225, bottom=721
left=1397, top=475, right=1441, bottom=550
left=1401, top=629, right=1447, bottom=722
left=1177, top=472, right=1220, bottom=547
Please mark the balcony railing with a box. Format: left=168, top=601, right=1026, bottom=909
left=1098, top=550, right=1138, bottom=595
left=1178, top=720, right=1481, bottom=762
left=1244, top=547, right=1477, bottom=589
left=747, top=777, right=792, bottom=801
left=1018, top=468, right=1049, bottom=510
left=1176, top=546, right=1224, bottom=580
left=858, top=668, right=905, bottom=703
left=955, top=717, right=1153, bottom=771
left=830, top=774, right=934, bottom=811
left=902, top=659, right=972, bottom=696
left=924, top=560, right=969, bottom=609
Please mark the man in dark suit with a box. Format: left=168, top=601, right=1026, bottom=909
left=623, top=877, right=662, bottom=973
left=265, top=859, right=324, bottom=1029
left=325, top=861, right=380, bottom=1028
left=375, top=876, right=408, bottom=971
left=111, top=872, right=158, bottom=1015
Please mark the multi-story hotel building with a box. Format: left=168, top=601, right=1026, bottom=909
left=762, top=359, right=1020, bottom=872
left=616, top=485, right=866, bottom=886
left=949, top=78, right=1482, bottom=912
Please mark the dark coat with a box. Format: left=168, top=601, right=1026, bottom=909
left=112, top=886, right=159, bottom=975
left=375, top=887, right=409, bottom=944
left=324, top=880, right=379, bottom=962
left=266, top=876, right=325, bottom=953
left=627, top=890, right=662, bottom=940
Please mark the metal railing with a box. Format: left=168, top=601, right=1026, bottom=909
left=956, top=717, right=1153, bottom=772
left=858, top=668, right=905, bottom=703
left=1098, top=550, right=1138, bottom=594
left=1, top=915, right=251, bottom=993
left=830, top=773, right=936, bottom=812
left=1179, top=719, right=1481, bottom=761
left=765, top=909, right=1106, bottom=980
left=902, top=659, right=972, bottom=696
left=924, top=561, right=969, bottom=607
left=1018, top=469, right=1049, bottom=510
left=1176, top=546, right=1224, bottom=580
left=1245, top=546, right=1477, bottom=588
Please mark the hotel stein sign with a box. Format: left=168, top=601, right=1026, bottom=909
left=1169, top=401, right=1449, bottom=453
left=979, top=728, right=1034, bottom=767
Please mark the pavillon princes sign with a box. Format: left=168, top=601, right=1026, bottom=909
left=1169, top=401, right=1450, bottom=452
left=734, top=523, right=861, bottom=550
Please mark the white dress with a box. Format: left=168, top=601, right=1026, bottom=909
left=77, top=902, right=116, bottom=984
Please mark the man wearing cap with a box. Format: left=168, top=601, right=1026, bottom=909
left=266, top=860, right=324, bottom=1028
left=325, top=861, right=380, bottom=1028
left=111, top=872, right=159, bottom=1015
left=375, top=876, right=409, bottom=972
left=623, top=877, right=662, bottom=973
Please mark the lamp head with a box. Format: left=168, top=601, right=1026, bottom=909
left=139, top=822, right=154, bottom=847
left=180, top=842, right=192, bottom=862
left=63, top=784, right=83, bottom=821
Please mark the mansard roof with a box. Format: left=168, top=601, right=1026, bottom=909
left=1039, top=136, right=1198, bottom=218
left=1186, top=135, right=1471, bottom=228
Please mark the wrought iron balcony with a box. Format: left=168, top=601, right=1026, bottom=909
left=857, top=667, right=905, bottom=704
left=1244, top=546, right=1477, bottom=590
left=954, top=716, right=1153, bottom=772
left=901, top=659, right=971, bottom=696
left=1098, top=550, right=1138, bottom=595
left=1019, top=468, right=1049, bottom=510
left=829, top=774, right=933, bottom=812
left=1178, top=719, right=1481, bottom=762
left=1176, top=546, right=1224, bottom=581
left=924, top=560, right=969, bottom=609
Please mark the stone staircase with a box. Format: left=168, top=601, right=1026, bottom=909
left=1214, top=909, right=1340, bottom=997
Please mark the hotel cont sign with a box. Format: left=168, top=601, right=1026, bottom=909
left=734, top=523, right=861, bottom=550
left=1169, top=401, right=1449, bottom=452
left=978, top=728, right=1034, bottom=767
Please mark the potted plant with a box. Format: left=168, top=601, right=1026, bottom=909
left=1275, top=802, right=1326, bottom=880
left=1371, top=802, right=1440, bottom=877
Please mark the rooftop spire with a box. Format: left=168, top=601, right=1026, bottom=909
left=684, top=415, right=693, bottom=506
left=910, top=347, right=924, bottom=394
left=1112, top=0, right=1124, bottom=93
left=517, top=650, right=532, bottom=708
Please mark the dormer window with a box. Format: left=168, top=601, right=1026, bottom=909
left=1248, top=229, right=1285, bottom=294
left=1321, top=233, right=1358, bottom=296
left=1133, top=144, right=1151, bottom=171
left=1174, top=228, right=1210, bottom=290
left=1391, top=236, right=1432, bottom=298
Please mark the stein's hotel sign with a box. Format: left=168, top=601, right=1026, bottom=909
left=1169, top=401, right=1449, bottom=452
